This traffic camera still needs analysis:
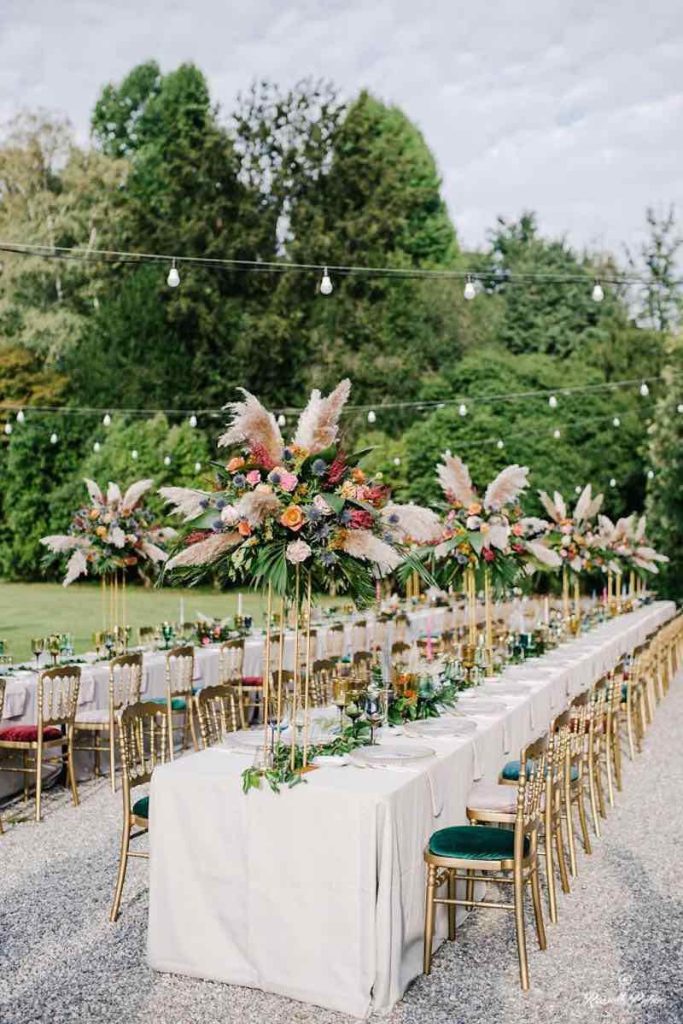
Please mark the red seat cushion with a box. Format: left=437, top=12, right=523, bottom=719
left=0, top=725, right=63, bottom=743
left=242, top=676, right=263, bottom=687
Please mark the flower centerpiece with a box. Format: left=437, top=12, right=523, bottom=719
left=41, top=479, right=175, bottom=586
left=597, top=513, right=668, bottom=602
left=538, top=484, right=605, bottom=625
left=161, top=380, right=440, bottom=603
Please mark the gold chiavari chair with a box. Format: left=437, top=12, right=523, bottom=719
left=620, top=650, right=648, bottom=759
left=352, top=650, right=373, bottom=683
left=74, top=652, right=143, bottom=793
left=109, top=701, right=167, bottom=921
left=572, top=686, right=607, bottom=837
left=440, top=629, right=456, bottom=655
left=351, top=620, right=367, bottom=653
left=220, top=638, right=248, bottom=727
left=561, top=704, right=592, bottom=874
left=372, top=615, right=390, bottom=653
left=391, top=640, right=412, bottom=674
left=138, top=626, right=156, bottom=648
left=393, top=612, right=409, bottom=645
left=195, top=683, right=242, bottom=747
left=0, top=665, right=80, bottom=822
left=309, top=660, right=333, bottom=707
left=148, top=645, right=197, bottom=760
left=424, top=747, right=547, bottom=990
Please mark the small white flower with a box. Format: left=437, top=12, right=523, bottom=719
left=286, top=539, right=312, bottom=564
left=313, top=494, right=334, bottom=515
left=220, top=505, right=239, bottom=524
left=466, top=515, right=482, bottom=530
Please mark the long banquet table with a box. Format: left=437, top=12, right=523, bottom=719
left=146, top=601, right=674, bottom=1017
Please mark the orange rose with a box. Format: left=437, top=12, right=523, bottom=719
left=227, top=456, right=245, bottom=473
left=96, top=526, right=108, bottom=538
left=467, top=502, right=482, bottom=515
left=351, top=468, right=366, bottom=484
left=89, top=508, right=100, bottom=520
left=280, top=505, right=305, bottom=531
left=238, top=520, right=252, bottom=537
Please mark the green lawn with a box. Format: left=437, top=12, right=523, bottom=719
left=0, top=581, right=268, bottom=664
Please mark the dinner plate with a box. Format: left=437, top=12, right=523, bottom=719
left=403, top=718, right=477, bottom=738
left=349, top=743, right=435, bottom=768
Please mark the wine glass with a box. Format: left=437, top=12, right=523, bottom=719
left=32, top=636, right=44, bottom=669
left=344, top=694, right=363, bottom=739
left=332, top=677, right=347, bottom=726
left=364, top=691, right=384, bottom=746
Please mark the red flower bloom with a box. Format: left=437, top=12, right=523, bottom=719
left=249, top=442, right=278, bottom=470
left=327, top=452, right=347, bottom=485
left=348, top=508, right=375, bottom=530
left=482, top=547, right=496, bottom=562
left=185, top=530, right=210, bottom=546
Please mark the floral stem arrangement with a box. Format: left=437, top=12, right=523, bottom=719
left=162, top=380, right=440, bottom=604
left=538, top=484, right=606, bottom=575
left=41, top=478, right=175, bottom=586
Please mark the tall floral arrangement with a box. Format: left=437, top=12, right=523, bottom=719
left=538, top=484, right=606, bottom=574
left=41, top=479, right=175, bottom=585
left=161, top=381, right=440, bottom=604
left=597, top=513, right=669, bottom=577
left=432, top=453, right=559, bottom=588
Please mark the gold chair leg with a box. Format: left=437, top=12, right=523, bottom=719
left=604, top=728, right=615, bottom=807
left=625, top=699, right=635, bottom=760
left=513, top=867, right=530, bottom=990
left=167, top=708, right=174, bottom=761
left=564, top=778, right=577, bottom=876
left=35, top=743, right=43, bottom=823
left=529, top=866, right=547, bottom=951
left=110, top=727, right=117, bottom=794
left=555, top=816, right=571, bottom=894
left=67, top=731, right=80, bottom=807
left=543, top=805, right=558, bottom=924
left=447, top=869, right=456, bottom=940
left=465, top=868, right=474, bottom=909
left=423, top=865, right=437, bottom=974
left=612, top=720, right=622, bottom=791
left=188, top=704, right=199, bottom=752
left=23, top=751, right=29, bottom=802
left=110, top=822, right=131, bottom=922
left=595, top=749, right=607, bottom=819
left=576, top=784, right=592, bottom=854
left=587, top=758, right=601, bottom=838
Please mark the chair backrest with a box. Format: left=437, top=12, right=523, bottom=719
left=309, top=661, right=332, bottom=707
left=516, top=746, right=547, bottom=837
left=37, top=665, right=81, bottom=727
left=109, top=652, right=143, bottom=712
left=196, top=683, right=241, bottom=747
left=138, top=626, right=156, bottom=646
left=118, top=701, right=167, bottom=801
left=351, top=620, right=367, bottom=651
left=325, top=624, right=345, bottom=658
left=393, top=615, right=408, bottom=644
left=166, top=645, right=194, bottom=697
left=220, top=639, right=244, bottom=683
left=0, top=676, right=5, bottom=719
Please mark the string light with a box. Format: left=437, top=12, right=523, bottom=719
left=93, top=441, right=101, bottom=453
left=4, top=421, right=12, bottom=435
left=16, top=409, right=25, bottom=424
left=591, top=281, right=604, bottom=303
left=677, top=403, right=683, bottom=414
left=575, top=485, right=582, bottom=494
left=548, top=394, right=558, bottom=409
left=167, top=259, right=180, bottom=288
left=458, top=403, right=468, bottom=417
left=612, top=416, right=621, bottom=427
left=131, top=449, right=139, bottom=460
left=393, top=456, right=401, bottom=466
left=609, top=477, right=617, bottom=487
left=496, top=439, right=504, bottom=449
left=102, top=413, right=111, bottom=427
left=163, top=455, right=172, bottom=466
left=189, top=414, right=198, bottom=428
left=463, top=276, right=476, bottom=301
left=49, top=432, right=58, bottom=444
left=553, top=428, right=561, bottom=439
left=647, top=469, right=654, bottom=480
left=367, top=410, right=376, bottom=424
left=319, top=267, right=333, bottom=295
left=639, top=382, right=650, bottom=397
left=277, top=413, right=286, bottom=427
left=194, top=461, right=202, bottom=473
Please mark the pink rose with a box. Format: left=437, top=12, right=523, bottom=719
left=246, top=470, right=261, bottom=486
left=279, top=471, right=298, bottom=492
left=511, top=523, right=523, bottom=537
left=483, top=547, right=496, bottom=562
left=286, top=539, right=312, bottom=564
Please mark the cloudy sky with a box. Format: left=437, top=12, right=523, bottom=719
left=1, top=0, right=682, bottom=255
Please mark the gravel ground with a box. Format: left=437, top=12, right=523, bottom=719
left=1, top=676, right=682, bottom=1024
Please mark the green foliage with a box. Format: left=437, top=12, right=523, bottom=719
left=645, top=344, right=683, bottom=600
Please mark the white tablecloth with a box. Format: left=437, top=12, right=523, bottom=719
left=147, top=601, right=674, bottom=1017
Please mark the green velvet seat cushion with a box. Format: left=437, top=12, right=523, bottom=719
left=429, top=825, right=528, bottom=860
left=502, top=758, right=578, bottom=783
left=621, top=683, right=628, bottom=701
left=148, top=693, right=197, bottom=710
left=132, top=795, right=149, bottom=819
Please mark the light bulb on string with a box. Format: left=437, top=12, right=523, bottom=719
left=189, top=414, right=198, bottom=428
left=496, top=439, right=504, bottom=450
left=93, top=441, right=101, bottom=453
left=102, top=413, right=111, bottom=427
left=575, top=485, right=582, bottom=494
left=463, top=275, right=476, bottom=301
left=609, top=477, right=617, bottom=488
left=393, top=456, right=401, bottom=466
left=50, top=432, right=58, bottom=445
left=167, top=259, right=180, bottom=288
left=4, top=421, right=12, bottom=436
left=612, top=416, right=621, bottom=427
left=16, top=409, right=25, bottom=424
left=277, top=413, right=286, bottom=427
left=677, top=403, right=683, bottom=414
left=163, top=455, right=171, bottom=467
left=647, top=469, right=654, bottom=480
left=548, top=394, right=558, bottom=409
left=458, top=403, right=468, bottom=417
left=639, top=381, right=649, bottom=397
left=131, top=449, right=139, bottom=461
left=553, top=428, right=561, bottom=439
left=194, top=461, right=202, bottom=473
left=591, top=281, right=604, bottom=303
left=367, top=410, right=376, bottom=424
left=319, top=267, right=333, bottom=295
